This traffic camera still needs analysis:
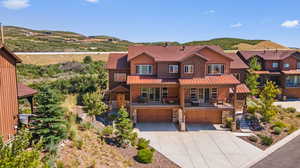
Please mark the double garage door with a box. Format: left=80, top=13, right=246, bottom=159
left=186, top=109, right=222, bottom=124
left=137, top=109, right=172, bottom=123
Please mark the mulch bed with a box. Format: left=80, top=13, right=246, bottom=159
left=116, top=146, right=180, bottom=168
left=238, top=123, right=291, bottom=150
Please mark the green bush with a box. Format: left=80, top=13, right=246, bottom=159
left=248, top=136, right=258, bottom=142
left=247, top=105, right=258, bottom=114
left=273, top=127, right=282, bottom=135
left=79, top=122, right=93, bottom=131
left=260, top=135, right=273, bottom=146
left=83, top=56, right=93, bottom=64
left=285, top=107, right=297, bottom=113
left=296, top=114, right=300, bottom=118
left=136, top=148, right=155, bottom=164
left=102, top=126, right=114, bottom=136
left=137, top=138, right=150, bottom=150
left=272, top=121, right=287, bottom=129
left=225, top=117, right=233, bottom=128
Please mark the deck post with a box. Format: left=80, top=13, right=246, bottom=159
left=232, top=85, right=237, bottom=131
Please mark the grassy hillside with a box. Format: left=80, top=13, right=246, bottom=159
left=3, top=26, right=288, bottom=52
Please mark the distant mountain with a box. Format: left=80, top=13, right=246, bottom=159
left=2, top=26, right=289, bottom=52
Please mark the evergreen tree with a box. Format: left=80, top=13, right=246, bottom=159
left=0, top=129, right=42, bottom=168
left=114, top=107, right=134, bottom=147
left=245, top=57, right=261, bottom=96
left=30, top=85, right=67, bottom=146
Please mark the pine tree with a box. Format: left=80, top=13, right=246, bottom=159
left=245, top=57, right=261, bottom=96
left=82, top=91, right=108, bottom=121
left=114, top=107, right=134, bottom=147
left=30, top=85, right=67, bottom=146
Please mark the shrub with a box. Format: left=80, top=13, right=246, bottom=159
left=248, top=136, right=258, bottom=142
left=83, top=56, right=93, bottom=64
left=272, top=121, right=287, bottom=129
left=225, top=117, right=233, bottom=128
left=102, top=126, right=114, bottom=137
left=285, top=107, right=297, bottom=113
left=136, top=148, right=154, bottom=164
left=247, top=105, right=258, bottom=114
left=69, top=127, right=77, bottom=141
left=56, top=161, right=65, bottom=168
left=130, top=132, right=138, bottom=147
left=288, top=125, right=297, bottom=134
left=296, top=114, right=300, bottom=118
left=260, top=135, right=273, bottom=146
left=273, top=127, right=282, bottom=135
left=137, top=138, right=150, bottom=150
left=79, top=122, right=93, bottom=131
left=73, top=138, right=84, bottom=150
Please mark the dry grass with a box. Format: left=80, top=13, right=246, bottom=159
left=57, top=129, right=132, bottom=168
left=16, top=53, right=110, bottom=65
left=61, top=94, right=78, bottom=111
left=233, top=41, right=289, bottom=51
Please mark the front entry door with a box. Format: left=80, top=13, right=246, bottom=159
left=116, top=93, right=126, bottom=108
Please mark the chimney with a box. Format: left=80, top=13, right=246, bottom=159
left=181, top=45, right=186, bottom=51
left=0, top=23, right=4, bottom=45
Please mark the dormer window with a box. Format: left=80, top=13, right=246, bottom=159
left=136, top=65, right=153, bottom=75
left=207, top=64, right=224, bottom=75
left=168, top=65, right=178, bottom=73
left=184, top=65, right=194, bottom=73
left=284, top=63, right=290, bottom=68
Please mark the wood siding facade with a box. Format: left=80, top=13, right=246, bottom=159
left=0, top=48, right=19, bottom=141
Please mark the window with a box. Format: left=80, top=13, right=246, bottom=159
left=211, top=88, right=218, bottom=99
left=141, top=88, right=148, bottom=97
left=272, top=62, right=279, bottom=68
left=168, top=65, right=179, bottom=73
left=114, top=73, right=126, bottom=82
left=136, top=65, right=153, bottom=75
left=162, top=88, right=168, bottom=98
left=207, top=64, right=224, bottom=75
left=297, top=62, right=300, bottom=69
left=190, top=88, right=197, bottom=99
left=184, top=65, right=194, bottom=73
left=284, top=63, right=290, bottom=68
left=286, top=76, right=300, bottom=87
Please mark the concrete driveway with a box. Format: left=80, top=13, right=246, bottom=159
left=274, top=100, right=300, bottom=112
left=136, top=123, right=263, bottom=168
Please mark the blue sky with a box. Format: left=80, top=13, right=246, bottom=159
left=1, top=0, right=300, bottom=47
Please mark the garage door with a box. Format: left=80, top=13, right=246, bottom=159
left=186, top=109, right=222, bottom=124
left=137, top=109, right=172, bottom=123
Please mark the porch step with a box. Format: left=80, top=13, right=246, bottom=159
left=239, top=117, right=252, bottom=133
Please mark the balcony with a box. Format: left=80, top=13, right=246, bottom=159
left=184, top=98, right=234, bottom=110
left=131, top=96, right=180, bottom=107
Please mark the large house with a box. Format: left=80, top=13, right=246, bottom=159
left=237, top=50, right=300, bottom=99
left=0, top=44, right=37, bottom=142
left=107, top=45, right=249, bottom=130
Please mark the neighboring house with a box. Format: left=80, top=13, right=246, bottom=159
left=237, top=50, right=300, bottom=99
left=0, top=44, right=37, bottom=142
left=107, top=45, right=249, bottom=130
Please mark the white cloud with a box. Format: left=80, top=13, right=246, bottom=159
left=1, top=0, right=30, bottom=10
left=230, top=23, right=243, bottom=28
left=281, top=20, right=299, bottom=28
left=204, top=10, right=215, bottom=14
left=85, top=0, right=98, bottom=3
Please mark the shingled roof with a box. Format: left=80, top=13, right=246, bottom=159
left=127, top=45, right=234, bottom=62
left=106, top=53, right=129, bottom=70
left=17, top=83, right=38, bottom=98
left=0, top=44, right=22, bottom=63
left=226, top=53, right=249, bottom=69
left=179, top=74, right=240, bottom=86
left=237, top=50, right=299, bottom=61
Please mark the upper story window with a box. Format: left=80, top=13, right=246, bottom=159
left=297, top=62, right=300, bottom=69
left=207, top=64, right=224, bottom=75
left=184, top=65, right=194, bottom=73
left=136, top=65, right=153, bottom=75
left=168, top=65, right=179, bottom=73
left=272, top=62, right=279, bottom=68
left=284, top=63, right=290, bottom=68
left=114, top=73, right=127, bottom=82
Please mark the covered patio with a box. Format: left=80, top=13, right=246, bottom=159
left=17, top=83, right=38, bottom=113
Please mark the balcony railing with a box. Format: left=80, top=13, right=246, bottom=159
left=132, top=96, right=179, bottom=106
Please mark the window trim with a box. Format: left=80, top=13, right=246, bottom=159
left=207, top=64, right=225, bottom=75
left=168, top=64, right=179, bottom=73
left=184, top=65, right=194, bottom=74
left=136, top=64, right=153, bottom=75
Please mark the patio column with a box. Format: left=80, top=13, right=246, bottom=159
left=27, top=96, right=34, bottom=113
left=179, top=87, right=185, bottom=108
left=232, top=85, right=237, bottom=131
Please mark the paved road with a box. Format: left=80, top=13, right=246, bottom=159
left=136, top=123, right=263, bottom=168
left=251, top=135, right=300, bottom=168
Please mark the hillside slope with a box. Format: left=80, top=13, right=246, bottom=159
left=2, top=26, right=289, bottom=52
